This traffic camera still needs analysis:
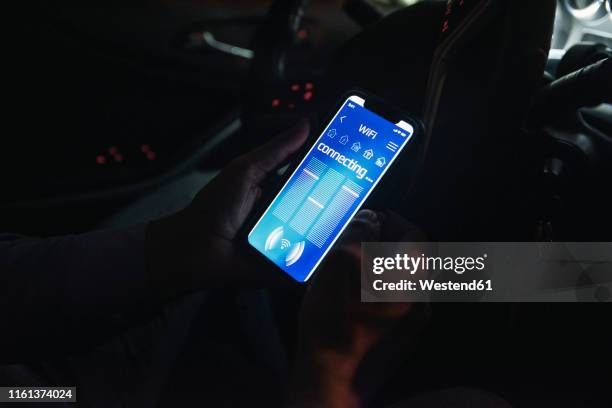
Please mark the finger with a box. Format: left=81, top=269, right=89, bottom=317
left=311, top=210, right=380, bottom=291
left=339, top=209, right=381, bottom=247
left=379, top=210, right=426, bottom=242
left=242, top=119, right=310, bottom=181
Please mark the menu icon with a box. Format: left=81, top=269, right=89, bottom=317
left=386, top=141, right=399, bottom=152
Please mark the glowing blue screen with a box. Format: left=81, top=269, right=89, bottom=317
left=248, top=95, right=414, bottom=282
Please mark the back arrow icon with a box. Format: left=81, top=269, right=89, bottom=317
left=340, top=116, right=346, bottom=123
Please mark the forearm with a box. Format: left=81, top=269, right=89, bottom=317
left=0, top=224, right=155, bottom=361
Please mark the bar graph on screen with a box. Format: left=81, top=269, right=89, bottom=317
left=272, top=157, right=326, bottom=222
left=306, top=180, right=363, bottom=248
left=289, top=168, right=345, bottom=235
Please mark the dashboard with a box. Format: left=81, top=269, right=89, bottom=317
left=2, top=0, right=609, bottom=209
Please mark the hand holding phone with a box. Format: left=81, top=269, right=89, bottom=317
left=146, top=120, right=310, bottom=297
left=247, top=92, right=421, bottom=282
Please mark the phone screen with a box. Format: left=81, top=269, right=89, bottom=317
left=248, top=94, right=416, bottom=282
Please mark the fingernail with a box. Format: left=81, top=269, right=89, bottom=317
left=355, top=209, right=378, bottom=223
left=253, top=186, right=262, bottom=200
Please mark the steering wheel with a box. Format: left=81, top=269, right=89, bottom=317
left=243, top=0, right=560, bottom=240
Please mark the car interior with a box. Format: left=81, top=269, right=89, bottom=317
left=2, top=0, right=611, bottom=405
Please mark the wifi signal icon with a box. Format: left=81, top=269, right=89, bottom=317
left=280, top=239, right=291, bottom=250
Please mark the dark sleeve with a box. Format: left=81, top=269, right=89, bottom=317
left=0, top=225, right=156, bottom=363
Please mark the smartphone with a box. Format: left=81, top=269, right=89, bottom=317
left=247, top=92, right=421, bottom=282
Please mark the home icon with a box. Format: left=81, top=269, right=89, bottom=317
left=351, top=142, right=361, bottom=152
left=339, top=135, right=349, bottom=145
left=363, top=149, right=374, bottom=160
left=375, top=157, right=386, bottom=168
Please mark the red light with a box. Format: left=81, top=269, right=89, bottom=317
left=146, top=151, right=157, bottom=161
left=271, top=99, right=281, bottom=108
left=297, top=29, right=308, bottom=40
left=305, top=82, right=314, bottom=90
left=441, top=20, right=449, bottom=33
left=114, top=154, right=123, bottom=163
left=109, top=146, right=118, bottom=155
left=291, top=84, right=300, bottom=92
left=303, top=91, right=313, bottom=101
left=96, top=155, right=106, bottom=164
left=141, top=144, right=151, bottom=153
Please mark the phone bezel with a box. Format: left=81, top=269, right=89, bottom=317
left=240, top=89, right=424, bottom=283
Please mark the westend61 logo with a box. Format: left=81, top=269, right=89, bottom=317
left=372, top=253, right=488, bottom=275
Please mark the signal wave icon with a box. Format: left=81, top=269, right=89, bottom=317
left=264, top=226, right=285, bottom=251
left=285, top=241, right=305, bottom=267
left=264, top=226, right=305, bottom=267
left=280, top=239, right=291, bottom=250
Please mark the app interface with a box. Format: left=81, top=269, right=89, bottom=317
left=248, top=95, right=414, bottom=282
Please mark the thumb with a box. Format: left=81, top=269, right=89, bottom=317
left=338, top=209, right=381, bottom=249
left=242, top=119, right=310, bottom=183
